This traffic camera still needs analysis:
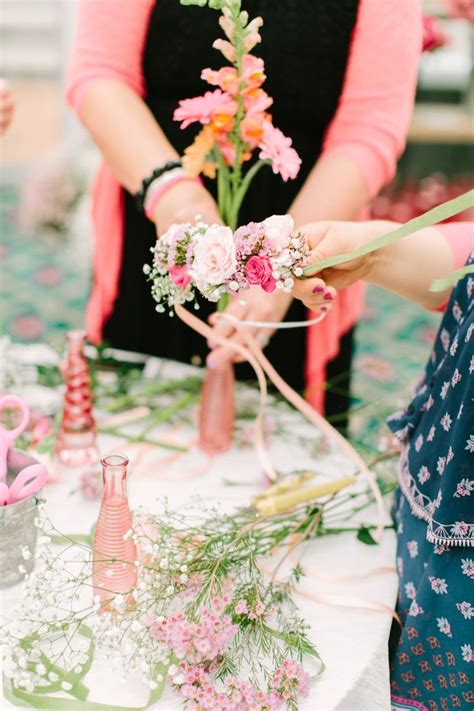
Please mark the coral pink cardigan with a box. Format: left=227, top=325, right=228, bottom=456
left=66, top=0, right=422, bottom=412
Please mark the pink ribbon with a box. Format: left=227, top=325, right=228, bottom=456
left=174, top=305, right=386, bottom=542
left=259, top=555, right=400, bottom=623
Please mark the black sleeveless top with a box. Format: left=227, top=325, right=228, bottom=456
left=104, top=0, right=359, bottom=392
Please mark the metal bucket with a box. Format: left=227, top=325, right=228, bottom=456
left=0, top=449, right=45, bottom=588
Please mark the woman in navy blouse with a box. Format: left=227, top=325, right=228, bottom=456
left=292, top=218, right=473, bottom=711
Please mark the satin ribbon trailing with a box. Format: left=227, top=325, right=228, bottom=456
left=174, top=305, right=386, bottom=543
left=176, top=304, right=277, bottom=483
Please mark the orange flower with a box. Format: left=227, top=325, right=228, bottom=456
left=240, top=115, right=264, bottom=149
left=182, top=125, right=215, bottom=178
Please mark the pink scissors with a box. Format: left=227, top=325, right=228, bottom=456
left=0, top=395, right=30, bottom=482
left=0, top=463, right=48, bottom=506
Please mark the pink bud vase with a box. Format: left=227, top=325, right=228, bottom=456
left=54, top=330, right=98, bottom=472
left=92, top=454, right=137, bottom=609
left=198, top=362, right=235, bottom=454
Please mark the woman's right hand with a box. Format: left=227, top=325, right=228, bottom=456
left=152, top=179, right=223, bottom=236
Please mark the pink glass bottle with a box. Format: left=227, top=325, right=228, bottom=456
left=198, top=362, right=235, bottom=454
left=92, top=454, right=137, bottom=608
left=54, top=330, right=98, bottom=471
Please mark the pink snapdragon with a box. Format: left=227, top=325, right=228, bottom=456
left=259, top=121, right=301, bottom=182
left=246, top=255, right=276, bottom=293
left=174, top=90, right=237, bottom=130
left=201, top=66, right=239, bottom=96
left=241, top=55, right=266, bottom=93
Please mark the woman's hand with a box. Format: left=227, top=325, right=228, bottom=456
left=293, top=219, right=455, bottom=311
left=0, top=79, right=14, bottom=135
left=292, top=220, right=386, bottom=310
left=207, top=287, right=294, bottom=366
left=152, top=179, right=223, bottom=236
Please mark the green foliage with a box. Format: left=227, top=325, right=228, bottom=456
left=180, top=0, right=239, bottom=9
left=357, top=525, right=378, bottom=546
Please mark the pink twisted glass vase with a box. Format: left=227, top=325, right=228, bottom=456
left=54, top=330, right=98, bottom=470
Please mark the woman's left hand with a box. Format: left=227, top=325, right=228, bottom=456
left=207, top=287, right=293, bottom=366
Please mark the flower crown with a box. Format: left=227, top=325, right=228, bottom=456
left=145, top=215, right=310, bottom=313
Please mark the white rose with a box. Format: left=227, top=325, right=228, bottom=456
left=190, top=225, right=237, bottom=287
left=263, top=214, right=294, bottom=251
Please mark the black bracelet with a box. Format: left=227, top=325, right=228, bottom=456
left=135, top=160, right=182, bottom=212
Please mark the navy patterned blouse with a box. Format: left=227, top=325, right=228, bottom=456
left=387, top=253, right=474, bottom=549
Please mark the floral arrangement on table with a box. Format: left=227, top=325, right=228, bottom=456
left=1, top=478, right=391, bottom=711
left=145, top=214, right=310, bottom=313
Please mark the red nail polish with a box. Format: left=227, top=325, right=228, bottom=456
left=312, top=285, right=324, bottom=294
left=324, top=292, right=333, bottom=301
left=320, top=306, right=328, bottom=312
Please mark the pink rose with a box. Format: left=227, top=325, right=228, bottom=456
left=169, top=265, right=191, bottom=290
left=246, top=255, right=276, bottom=293
left=263, top=214, right=294, bottom=251
left=190, top=225, right=237, bottom=288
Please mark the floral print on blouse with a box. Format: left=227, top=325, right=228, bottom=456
left=387, top=253, right=474, bottom=548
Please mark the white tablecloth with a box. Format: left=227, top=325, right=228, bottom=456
left=2, top=358, right=397, bottom=711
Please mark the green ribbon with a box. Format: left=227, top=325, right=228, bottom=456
left=303, top=189, right=474, bottom=277
left=430, top=263, right=474, bottom=292
left=3, top=624, right=167, bottom=710
left=4, top=675, right=167, bottom=711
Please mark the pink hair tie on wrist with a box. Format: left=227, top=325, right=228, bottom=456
left=144, top=169, right=203, bottom=222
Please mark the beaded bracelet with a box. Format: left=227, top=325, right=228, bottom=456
left=135, top=160, right=182, bottom=212
left=144, top=169, right=195, bottom=222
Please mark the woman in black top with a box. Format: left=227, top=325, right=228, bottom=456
left=67, top=0, right=422, bottom=431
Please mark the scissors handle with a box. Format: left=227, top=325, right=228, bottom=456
left=0, top=395, right=31, bottom=481
left=0, top=482, right=9, bottom=506
left=0, top=395, right=30, bottom=440
left=8, top=464, right=48, bottom=505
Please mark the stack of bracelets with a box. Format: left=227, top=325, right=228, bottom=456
left=135, top=160, right=202, bottom=222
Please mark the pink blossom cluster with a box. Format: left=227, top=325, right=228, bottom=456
left=146, top=214, right=311, bottom=313
left=151, top=604, right=237, bottom=664
left=170, top=658, right=310, bottom=710
left=171, top=663, right=284, bottom=711
left=271, top=659, right=311, bottom=701
left=234, top=598, right=276, bottom=621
